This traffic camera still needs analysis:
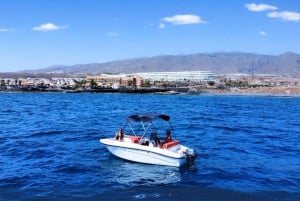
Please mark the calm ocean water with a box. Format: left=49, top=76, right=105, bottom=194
left=0, top=93, right=299, bottom=201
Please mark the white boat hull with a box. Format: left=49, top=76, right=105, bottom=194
left=100, top=138, right=187, bottom=167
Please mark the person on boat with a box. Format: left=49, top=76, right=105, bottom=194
left=115, top=128, right=124, bottom=141
left=150, top=132, right=161, bottom=147
left=163, top=130, right=172, bottom=144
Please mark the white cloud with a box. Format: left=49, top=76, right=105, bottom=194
left=267, top=11, right=300, bottom=22
left=245, top=3, right=277, bottom=12
left=0, top=28, right=15, bottom=32
left=158, top=23, right=165, bottom=29
left=163, top=14, right=207, bottom=25
left=259, top=31, right=267, bottom=36
left=33, top=23, right=67, bottom=31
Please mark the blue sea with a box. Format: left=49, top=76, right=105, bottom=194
left=0, top=93, right=299, bottom=201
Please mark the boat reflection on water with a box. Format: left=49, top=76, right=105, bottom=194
left=99, top=155, right=185, bottom=187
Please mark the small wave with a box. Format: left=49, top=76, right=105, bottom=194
left=211, top=125, right=241, bottom=132
left=0, top=175, right=30, bottom=187
left=0, top=109, right=17, bottom=114
left=132, top=193, right=160, bottom=200
left=54, top=164, right=92, bottom=174
left=228, top=146, right=250, bottom=154
left=132, top=178, right=156, bottom=185
left=29, top=130, right=64, bottom=137
left=24, top=149, right=55, bottom=160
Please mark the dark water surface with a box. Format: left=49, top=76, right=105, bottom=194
left=0, top=93, right=299, bottom=201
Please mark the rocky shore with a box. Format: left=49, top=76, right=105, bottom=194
left=201, top=86, right=300, bottom=96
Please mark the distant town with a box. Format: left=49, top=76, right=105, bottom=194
left=1, top=71, right=300, bottom=96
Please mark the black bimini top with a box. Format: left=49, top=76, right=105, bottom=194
left=126, top=113, right=170, bottom=123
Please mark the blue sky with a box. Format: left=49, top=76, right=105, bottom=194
left=0, top=0, right=300, bottom=72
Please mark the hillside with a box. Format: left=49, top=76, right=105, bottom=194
left=25, top=52, right=300, bottom=77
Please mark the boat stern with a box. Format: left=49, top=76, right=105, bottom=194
left=184, top=148, right=197, bottom=166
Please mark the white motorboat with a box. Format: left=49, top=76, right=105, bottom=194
left=100, top=113, right=197, bottom=167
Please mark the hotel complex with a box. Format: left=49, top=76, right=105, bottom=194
left=87, top=71, right=216, bottom=88
left=1, top=70, right=300, bottom=94
left=135, top=71, right=215, bottom=82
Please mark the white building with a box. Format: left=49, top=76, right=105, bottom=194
left=135, top=71, right=215, bottom=82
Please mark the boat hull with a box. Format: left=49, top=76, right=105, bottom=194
left=100, top=138, right=186, bottom=167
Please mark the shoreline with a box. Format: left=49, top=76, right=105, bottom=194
left=200, top=86, right=300, bottom=97
left=1, top=86, right=300, bottom=97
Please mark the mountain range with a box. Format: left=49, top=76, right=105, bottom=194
left=25, top=52, right=300, bottom=77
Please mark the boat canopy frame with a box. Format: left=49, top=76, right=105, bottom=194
left=123, top=113, right=172, bottom=139
left=126, top=113, right=170, bottom=122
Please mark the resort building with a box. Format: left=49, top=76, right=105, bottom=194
left=135, top=71, right=215, bottom=82
left=87, top=74, right=143, bottom=88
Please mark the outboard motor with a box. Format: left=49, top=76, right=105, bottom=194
left=185, top=148, right=197, bottom=166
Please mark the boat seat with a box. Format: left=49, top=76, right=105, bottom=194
left=126, top=135, right=141, bottom=143
left=163, top=140, right=179, bottom=149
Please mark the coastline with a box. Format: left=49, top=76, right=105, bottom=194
left=1, top=86, right=300, bottom=97
left=200, top=86, right=300, bottom=97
